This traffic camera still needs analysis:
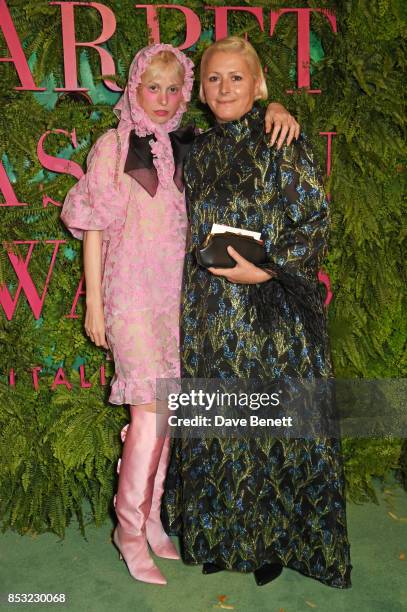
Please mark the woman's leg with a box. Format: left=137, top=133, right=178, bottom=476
left=113, top=403, right=170, bottom=585
left=145, top=431, right=180, bottom=560
left=119, top=401, right=179, bottom=558
left=137, top=400, right=180, bottom=559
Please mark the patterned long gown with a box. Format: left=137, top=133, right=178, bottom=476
left=162, top=104, right=352, bottom=588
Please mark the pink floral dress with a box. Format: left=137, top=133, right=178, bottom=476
left=60, top=44, right=194, bottom=406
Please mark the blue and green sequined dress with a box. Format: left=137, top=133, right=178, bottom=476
left=162, top=104, right=352, bottom=588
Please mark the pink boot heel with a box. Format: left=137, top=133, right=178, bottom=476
left=113, top=525, right=166, bottom=585
left=146, top=435, right=180, bottom=560
left=113, top=409, right=168, bottom=585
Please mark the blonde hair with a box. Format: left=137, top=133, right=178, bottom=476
left=143, top=50, right=185, bottom=83
left=199, top=36, right=268, bottom=103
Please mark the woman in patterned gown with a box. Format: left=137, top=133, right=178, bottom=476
left=162, top=36, right=352, bottom=589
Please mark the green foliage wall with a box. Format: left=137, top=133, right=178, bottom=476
left=0, top=0, right=405, bottom=536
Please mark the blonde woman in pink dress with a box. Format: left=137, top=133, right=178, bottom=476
left=60, top=43, right=299, bottom=586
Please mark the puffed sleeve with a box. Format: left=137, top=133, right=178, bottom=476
left=60, top=129, right=123, bottom=240
left=251, top=134, right=329, bottom=343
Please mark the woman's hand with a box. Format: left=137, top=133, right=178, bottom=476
left=264, top=103, right=300, bottom=149
left=85, top=299, right=109, bottom=349
left=208, top=246, right=275, bottom=284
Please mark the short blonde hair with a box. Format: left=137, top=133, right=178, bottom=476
left=199, top=36, right=268, bottom=103
left=143, top=50, right=185, bottom=83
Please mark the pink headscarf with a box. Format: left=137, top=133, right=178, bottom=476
left=61, top=44, right=194, bottom=241
left=113, top=43, right=194, bottom=188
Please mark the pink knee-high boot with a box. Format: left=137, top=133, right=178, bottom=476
left=113, top=408, right=167, bottom=585
left=145, top=435, right=180, bottom=559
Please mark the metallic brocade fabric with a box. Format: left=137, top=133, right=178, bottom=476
left=162, top=104, right=352, bottom=588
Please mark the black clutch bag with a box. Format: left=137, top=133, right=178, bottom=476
left=196, top=231, right=267, bottom=269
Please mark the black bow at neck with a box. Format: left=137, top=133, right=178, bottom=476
left=124, top=124, right=196, bottom=197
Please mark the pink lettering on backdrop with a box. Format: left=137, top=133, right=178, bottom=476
left=65, top=275, right=86, bottom=319
left=79, top=364, right=92, bottom=388
left=38, top=128, right=83, bottom=208
left=0, top=240, right=65, bottom=321
left=320, top=132, right=337, bottom=176
left=318, top=271, right=333, bottom=307
left=136, top=4, right=201, bottom=49
left=42, top=195, right=62, bottom=208
left=1, top=2, right=338, bottom=94
left=31, top=366, right=42, bottom=390
left=205, top=6, right=264, bottom=40
left=51, top=367, right=73, bottom=390
left=49, top=1, right=122, bottom=92
left=38, top=128, right=83, bottom=181
left=0, top=161, right=27, bottom=206
left=1, top=364, right=108, bottom=390
left=0, top=0, right=45, bottom=90
left=270, top=8, right=337, bottom=93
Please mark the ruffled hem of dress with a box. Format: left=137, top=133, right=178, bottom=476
left=108, top=374, right=180, bottom=406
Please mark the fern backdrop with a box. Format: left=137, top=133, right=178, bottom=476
left=0, top=0, right=406, bottom=537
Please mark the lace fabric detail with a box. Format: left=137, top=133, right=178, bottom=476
left=61, top=44, right=194, bottom=240
left=60, top=129, right=125, bottom=241
left=113, top=43, right=194, bottom=191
